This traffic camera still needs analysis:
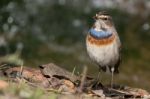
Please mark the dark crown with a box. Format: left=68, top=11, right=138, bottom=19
left=97, top=11, right=109, bottom=16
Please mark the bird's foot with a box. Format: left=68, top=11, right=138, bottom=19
left=91, top=79, right=104, bottom=90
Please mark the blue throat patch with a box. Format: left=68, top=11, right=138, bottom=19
left=89, top=28, right=112, bottom=39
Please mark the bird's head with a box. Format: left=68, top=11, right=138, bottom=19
left=93, top=11, right=114, bottom=31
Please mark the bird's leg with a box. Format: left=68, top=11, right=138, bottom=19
left=96, top=68, right=102, bottom=82
left=110, top=67, right=114, bottom=89
left=94, top=68, right=103, bottom=89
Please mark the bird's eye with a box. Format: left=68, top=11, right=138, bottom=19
left=103, top=17, right=108, bottom=20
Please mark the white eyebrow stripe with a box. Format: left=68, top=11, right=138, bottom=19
left=98, top=15, right=108, bottom=18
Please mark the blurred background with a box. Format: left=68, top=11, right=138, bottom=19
left=0, top=0, right=150, bottom=91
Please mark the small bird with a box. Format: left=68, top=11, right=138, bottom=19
left=86, top=11, right=121, bottom=88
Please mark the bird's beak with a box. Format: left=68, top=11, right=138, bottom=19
left=93, top=14, right=99, bottom=20
left=93, top=16, right=97, bottom=20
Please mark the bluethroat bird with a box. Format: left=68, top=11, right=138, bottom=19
left=86, top=11, right=121, bottom=88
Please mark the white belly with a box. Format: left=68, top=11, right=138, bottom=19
left=86, top=41, right=119, bottom=67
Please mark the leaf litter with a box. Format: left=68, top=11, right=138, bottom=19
left=0, top=63, right=150, bottom=99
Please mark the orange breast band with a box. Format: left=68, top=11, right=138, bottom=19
left=87, top=34, right=115, bottom=46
